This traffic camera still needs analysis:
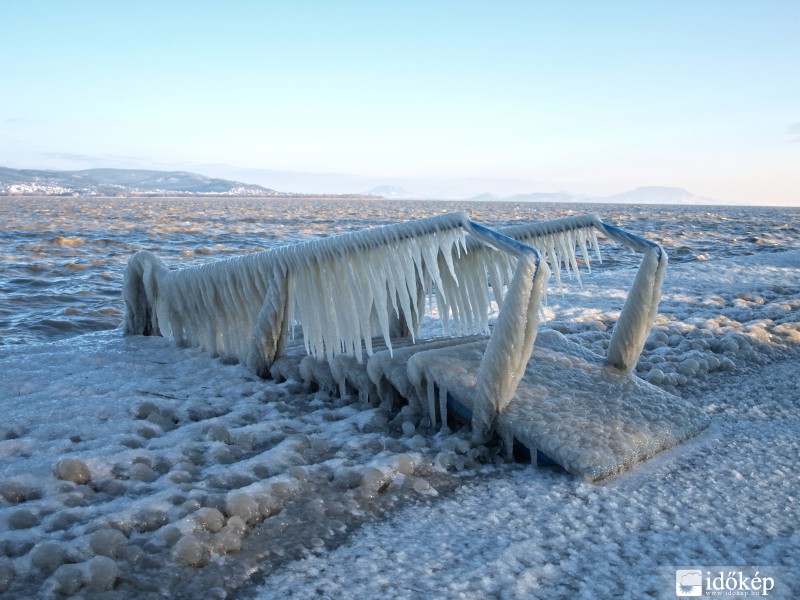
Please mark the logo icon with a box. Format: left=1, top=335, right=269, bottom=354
left=676, top=569, right=703, bottom=597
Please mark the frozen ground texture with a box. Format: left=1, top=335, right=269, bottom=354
left=0, top=204, right=798, bottom=598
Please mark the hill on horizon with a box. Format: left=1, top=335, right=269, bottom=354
left=0, top=167, right=279, bottom=197
left=370, top=185, right=725, bottom=205
left=1, top=165, right=729, bottom=205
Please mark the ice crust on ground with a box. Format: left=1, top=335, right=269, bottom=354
left=501, top=331, right=709, bottom=480
left=1, top=246, right=798, bottom=598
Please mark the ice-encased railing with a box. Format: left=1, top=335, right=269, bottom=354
left=124, top=211, right=668, bottom=455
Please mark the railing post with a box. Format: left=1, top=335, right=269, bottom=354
left=464, top=222, right=550, bottom=442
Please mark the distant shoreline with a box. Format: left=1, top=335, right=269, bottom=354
left=0, top=193, right=383, bottom=200
left=1, top=195, right=794, bottom=208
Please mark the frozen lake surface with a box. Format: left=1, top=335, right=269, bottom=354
left=0, top=198, right=798, bottom=598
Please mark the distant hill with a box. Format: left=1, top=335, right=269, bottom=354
left=465, top=193, right=500, bottom=202
left=596, top=186, right=720, bottom=205
left=368, top=183, right=724, bottom=205
left=0, top=167, right=280, bottom=197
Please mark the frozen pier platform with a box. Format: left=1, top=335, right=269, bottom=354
left=400, top=330, right=710, bottom=480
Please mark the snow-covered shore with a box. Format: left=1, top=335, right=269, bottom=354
left=1, top=249, right=798, bottom=599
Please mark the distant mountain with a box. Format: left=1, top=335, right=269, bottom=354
left=2, top=166, right=726, bottom=205
left=595, top=186, right=720, bottom=205
left=366, top=184, right=722, bottom=205
left=462, top=186, right=723, bottom=205
left=0, top=167, right=280, bottom=197
left=465, top=193, right=500, bottom=202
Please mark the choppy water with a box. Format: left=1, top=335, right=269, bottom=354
left=1, top=197, right=798, bottom=346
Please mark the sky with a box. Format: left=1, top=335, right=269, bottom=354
left=1, top=1, right=798, bottom=205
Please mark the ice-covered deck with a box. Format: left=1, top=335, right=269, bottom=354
left=400, top=331, right=710, bottom=480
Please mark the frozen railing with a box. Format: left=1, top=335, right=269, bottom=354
left=124, top=212, right=666, bottom=443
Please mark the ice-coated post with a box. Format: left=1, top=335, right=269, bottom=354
left=246, top=270, right=290, bottom=378
left=123, top=251, right=168, bottom=337
left=606, top=244, right=668, bottom=372
left=465, top=222, right=550, bottom=442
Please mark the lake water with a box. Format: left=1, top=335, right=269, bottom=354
left=1, top=197, right=797, bottom=346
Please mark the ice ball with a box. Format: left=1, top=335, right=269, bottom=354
left=86, top=555, right=118, bottom=590
left=0, top=480, right=37, bottom=503
left=172, top=535, right=209, bottom=567
left=51, top=563, right=84, bottom=595
left=194, top=507, right=225, bottom=533
left=133, top=401, right=160, bottom=420
left=0, top=557, right=15, bottom=593
left=225, top=516, right=247, bottom=537
left=8, top=508, right=39, bottom=530
left=130, top=462, right=159, bottom=483
left=30, top=541, right=66, bottom=574
left=394, top=453, right=416, bottom=476
left=255, top=493, right=281, bottom=518
left=647, top=369, right=665, bottom=385
left=54, top=457, right=92, bottom=484
left=225, top=493, right=260, bottom=525
left=411, top=477, right=432, bottom=493
left=210, top=528, right=242, bottom=554
left=90, top=528, right=128, bottom=559
left=360, top=467, right=388, bottom=493
left=207, top=424, right=231, bottom=444
left=132, top=508, right=168, bottom=533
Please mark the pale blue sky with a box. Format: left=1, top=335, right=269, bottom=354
left=2, top=1, right=798, bottom=204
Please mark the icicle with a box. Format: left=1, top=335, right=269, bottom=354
left=590, top=229, right=602, bottom=263
left=438, top=384, right=449, bottom=432
left=427, top=378, right=437, bottom=428
left=578, top=235, right=591, bottom=272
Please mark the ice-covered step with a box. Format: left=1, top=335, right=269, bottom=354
left=408, top=330, right=710, bottom=481
left=366, top=336, right=488, bottom=411
left=270, top=336, right=418, bottom=399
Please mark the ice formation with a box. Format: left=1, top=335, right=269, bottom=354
left=124, top=212, right=672, bottom=464
left=126, top=214, right=466, bottom=369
